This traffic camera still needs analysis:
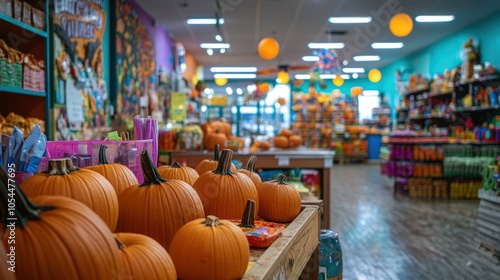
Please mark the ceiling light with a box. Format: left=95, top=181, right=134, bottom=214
left=295, top=74, right=311, bottom=80
left=204, top=88, right=211, bottom=94
left=187, top=18, right=224, bottom=25
left=215, top=34, right=223, bottom=42
left=247, top=84, right=256, bottom=92
left=371, top=42, right=404, bottom=49
left=308, top=42, right=345, bottom=49
left=302, top=56, right=319, bottom=62
left=343, top=68, right=365, bottom=73
left=214, top=73, right=257, bottom=79
left=415, top=15, right=455, bottom=22
left=226, top=87, right=233, bottom=95
left=352, top=73, right=359, bottom=79
left=210, top=67, right=257, bottom=73
left=343, top=60, right=349, bottom=66
left=329, top=17, right=372, bottom=24
left=341, top=74, right=350, bottom=79
left=201, top=105, right=207, bottom=112
left=353, top=55, right=380, bottom=61
left=200, top=43, right=230, bottom=49
left=236, top=88, right=243, bottom=95
left=220, top=48, right=226, bottom=54
left=207, top=49, right=213, bottom=56
left=363, top=90, right=380, bottom=96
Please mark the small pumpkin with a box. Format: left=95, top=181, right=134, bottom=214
left=193, top=149, right=259, bottom=220
left=114, top=233, right=177, bottom=280
left=256, top=174, right=301, bottom=223
left=20, top=158, right=119, bottom=231
left=194, top=144, right=236, bottom=175
left=279, top=129, right=292, bottom=138
left=158, top=162, right=199, bottom=186
left=289, top=135, right=302, bottom=148
left=85, top=144, right=139, bottom=195
left=273, top=136, right=289, bottom=149
left=169, top=215, right=249, bottom=280
left=205, top=129, right=227, bottom=151
left=0, top=167, right=120, bottom=280
left=116, top=149, right=205, bottom=250
left=238, top=155, right=262, bottom=187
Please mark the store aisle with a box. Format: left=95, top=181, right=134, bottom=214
left=330, top=164, right=500, bottom=280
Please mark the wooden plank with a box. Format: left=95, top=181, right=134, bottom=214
left=243, top=206, right=320, bottom=280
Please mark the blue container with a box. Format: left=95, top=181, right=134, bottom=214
left=319, top=229, right=342, bottom=280
left=367, top=134, right=383, bottom=160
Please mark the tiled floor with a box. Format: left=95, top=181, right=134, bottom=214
left=329, top=164, right=500, bottom=280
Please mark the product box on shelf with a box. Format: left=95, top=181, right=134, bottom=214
left=13, top=0, right=21, bottom=21
left=0, top=0, right=13, bottom=17
left=21, top=1, right=31, bottom=25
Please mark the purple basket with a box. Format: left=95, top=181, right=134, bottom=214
left=39, top=140, right=153, bottom=184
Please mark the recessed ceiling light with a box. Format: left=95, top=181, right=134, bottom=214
left=220, top=48, right=226, bottom=54
left=187, top=18, right=224, bottom=25
left=215, top=35, right=223, bottom=42
left=363, top=90, right=380, bottom=96
left=200, top=43, right=230, bottom=49
left=371, top=42, right=404, bottom=49
left=207, top=49, right=213, bottom=56
left=353, top=55, right=380, bottom=61
left=302, top=56, right=319, bottom=62
left=341, top=74, right=350, bottom=79
left=295, top=74, right=311, bottom=80
left=329, top=17, right=372, bottom=24
left=308, top=42, right=345, bottom=49
left=352, top=73, right=359, bottom=79
left=226, top=87, right=233, bottom=95
left=415, top=15, right=455, bottom=22
left=236, top=88, right=243, bottom=95
left=342, top=68, right=365, bottom=73
left=210, top=67, right=257, bottom=73
left=214, top=73, right=256, bottom=79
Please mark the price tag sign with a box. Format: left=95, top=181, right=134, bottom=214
left=324, top=158, right=333, bottom=168
left=277, top=157, right=290, bottom=166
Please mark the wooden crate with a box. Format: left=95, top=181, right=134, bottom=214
left=478, top=189, right=500, bottom=254
left=243, top=206, right=320, bottom=280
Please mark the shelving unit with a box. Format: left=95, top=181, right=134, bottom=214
left=0, top=0, right=51, bottom=137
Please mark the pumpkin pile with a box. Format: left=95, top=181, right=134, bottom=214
left=201, top=118, right=245, bottom=150
left=273, top=129, right=303, bottom=149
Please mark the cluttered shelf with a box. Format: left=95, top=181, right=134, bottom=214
left=453, top=104, right=500, bottom=113
left=0, top=85, right=45, bottom=97
left=0, top=11, right=47, bottom=37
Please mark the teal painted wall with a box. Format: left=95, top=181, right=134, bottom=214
left=103, top=0, right=110, bottom=96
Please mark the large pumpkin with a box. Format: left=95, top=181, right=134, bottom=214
left=0, top=168, right=120, bottom=280
left=195, top=144, right=236, bottom=175
left=273, top=136, right=289, bottom=149
left=193, top=149, right=259, bottom=220
left=85, top=145, right=139, bottom=195
left=289, top=135, right=302, bottom=148
left=238, top=155, right=262, bottom=187
left=256, top=174, right=301, bottom=223
left=20, top=158, right=119, bottom=231
left=205, top=129, right=227, bottom=151
left=114, top=233, right=177, bottom=280
left=158, top=162, right=199, bottom=186
left=169, top=215, right=249, bottom=280
left=116, top=149, right=205, bottom=250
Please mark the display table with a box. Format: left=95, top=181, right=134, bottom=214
left=170, top=148, right=334, bottom=228
left=243, top=206, right=320, bottom=279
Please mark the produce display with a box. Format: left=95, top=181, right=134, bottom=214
left=238, top=155, right=263, bottom=187
left=450, top=180, right=481, bottom=199
left=158, top=161, right=199, bottom=186
left=444, top=157, right=494, bottom=178
left=381, top=161, right=442, bottom=178
left=194, top=144, right=236, bottom=175
left=273, top=129, right=303, bottom=149
left=0, top=112, right=45, bottom=138
left=256, top=174, right=302, bottom=223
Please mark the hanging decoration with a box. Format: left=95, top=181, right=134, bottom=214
left=389, top=13, right=413, bottom=37
left=333, top=75, right=344, bottom=86
left=350, top=87, right=363, bottom=97
left=258, top=38, right=280, bottom=60
left=368, top=68, right=382, bottom=82
left=258, top=82, right=270, bottom=93
left=214, top=77, right=228, bottom=86
left=315, top=49, right=341, bottom=74
left=277, top=71, right=290, bottom=84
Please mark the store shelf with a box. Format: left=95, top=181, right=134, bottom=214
left=386, top=159, right=443, bottom=163
left=456, top=75, right=499, bottom=86
left=0, top=13, right=47, bottom=37
left=429, top=90, right=453, bottom=97
left=389, top=138, right=500, bottom=145
left=409, top=113, right=449, bottom=120
left=0, top=86, right=46, bottom=97
left=453, top=104, right=500, bottom=113
left=402, top=87, right=429, bottom=97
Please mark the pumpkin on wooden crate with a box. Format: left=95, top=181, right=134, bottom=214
left=158, top=162, right=199, bottom=186
left=273, top=135, right=289, bottom=149
left=256, top=174, right=301, bottom=223
left=194, top=144, right=236, bottom=175
left=116, top=149, right=205, bottom=250
left=0, top=168, right=120, bottom=280
left=114, top=233, right=177, bottom=280
left=193, top=149, right=259, bottom=220
left=20, top=158, right=119, bottom=231
left=169, top=215, right=249, bottom=280
left=85, top=145, right=139, bottom=195
left=238, top=155, right=262, bottom=187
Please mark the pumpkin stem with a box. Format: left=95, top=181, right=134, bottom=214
left=213, top=149, right=234, bottom=175
left=239, top=199, right=256, bottom=228
left=98, top=145, right=109, bottom=164
left=213, top=144, right=220, bottom=161
left=114, top=237, right=127, bottom=250
left=171, top=162, right=183, bottom=168
left=204, top=215, right=222, bottom=227
left=140, top=148, right=167, bottom=186
left=47, top=158, right=79, bottom=175
left=275, top=174, right=287, bottom=184
left=65, top=159, right=80, bottom=171
left=243, top=155, right=257, bottom=172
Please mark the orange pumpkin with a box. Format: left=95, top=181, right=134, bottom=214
left=0, top=243, right=15, bottom=280
left=289, top=135, right=303, bottom=148
left=158, top=162, right=199, bottom=186
left=0, top=168, right=120, bottom=280
left=256, top=174, right=301, bottom=223
left=193, top=149, right=259, bottom=220
left=85, top=144, right=139, bottom=195
left=279, top=129, right=292, bottom=138
left=273, top=136, right=289, bottom=149
left=20, top=158, right=119, bottom=231
left=205, top=129, right=227, bottom=151
left=238, top=155, right=262, bottom=187
left=114, top=233, right=177, bottom=280
left=116, top=149, right=205, bottom=250
left=195, top=144, right=236, bottom=175
left=169, top=216, right=249, bottom=280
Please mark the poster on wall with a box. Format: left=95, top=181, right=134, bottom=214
left=52, top=0, right=109, bottom=140
left=170, top=92, right=187, bottom=122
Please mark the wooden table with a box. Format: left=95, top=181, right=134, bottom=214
left=170, top=148, right=334, bottom=228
